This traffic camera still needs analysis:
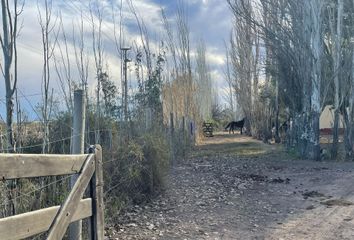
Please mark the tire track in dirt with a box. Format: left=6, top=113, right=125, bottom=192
left=266, top=172, right=354, bottom=240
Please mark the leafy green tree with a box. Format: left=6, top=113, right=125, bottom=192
left=100, top=72, right=119, bottom=117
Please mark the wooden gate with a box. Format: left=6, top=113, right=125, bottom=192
left=0, top=145, right=104, bottom=240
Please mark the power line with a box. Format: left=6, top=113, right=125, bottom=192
left=0, top=93, right=42, bottom=102
left=18, top=42, right=43, bottom=56
left=62, top=0, right=119, bottom=46
left=17, top=88, right=43, bottom=122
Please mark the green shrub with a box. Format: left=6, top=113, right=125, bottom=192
left=141, top=132, right=170, bottom=192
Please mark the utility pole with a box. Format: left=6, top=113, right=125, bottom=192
left=69, top=89, right=86, bottom=240
left=121, top=47, right=131, bottom=122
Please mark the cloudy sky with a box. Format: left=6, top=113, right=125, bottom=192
left=0, top=0, right=233, bottom=120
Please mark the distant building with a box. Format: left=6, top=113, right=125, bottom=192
left=319, top=105, right=344, bottom=134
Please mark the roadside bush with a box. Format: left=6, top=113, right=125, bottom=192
left=104, top=130, right=170, bottom=222
left=141, top=132, right=170, bottom=192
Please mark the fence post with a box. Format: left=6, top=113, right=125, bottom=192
left=190, top=120, right=195, bottom=144
left=69, top=89, right=86, bottom=240
left=0, top=132, right=3, bottom=152
left=89, top=145, right=104, bottom=240
left=170, top=112, right=175, bottom=166
left=182, top=116, right=186, bottom=158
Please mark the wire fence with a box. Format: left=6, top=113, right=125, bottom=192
left=0, top=126, right=139, bottom=205
left=0, top=119, right=178, bottom=235
left=0, top=128, right=116, bottom=152
left=0, top=175, right=72, bottom=209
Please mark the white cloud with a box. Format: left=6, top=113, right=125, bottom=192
left=1, top=0, right=233, bottom=118
left=206, top=51, right=225, bottom=66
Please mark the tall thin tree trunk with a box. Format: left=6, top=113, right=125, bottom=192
left=332, top=110, right=340, bottom=159
left=344, top=47, right=354, bottom=159
left=39, top=0, right=54, bottom=154
left=275, top=77, right=280, bottom=143
left=301, top=0, right=323, bottom=161
left=1, top=0, right=16, bottom=152
left=331, top=0, right=343, bottom=159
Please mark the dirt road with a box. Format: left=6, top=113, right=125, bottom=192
left=107, top=133, right=354, bottom=240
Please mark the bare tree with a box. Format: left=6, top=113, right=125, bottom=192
left=38, top=0, right=57, bottom=154
left=127, top=0, right=153, bottom=124
left=112, top=0, right=123, bottom=120
left=222, top=40, right=235, bottom=117
left=0, top=0, right=24, bottom=152
left=177, top=1, right=193, bottom=119
left=73, top=13, right=90, bottom=144
left=229, top=0, right=262, bottom=136
left=303, top=0, right=325, bottom=160
left=90, top=1, right=104, bottom=144
left=329, top=0, right=344, bottom=159
left=54, top=13, right=74, bottom=114
left=343, top=46, right=354, bottom=158
left=161, top=7, right=178, bottom=124
left=195, top=39, right=212, bottom=120
left=342, top=0, right=354, bottom=158
left=161, top=7, right=179, bottom=79
left=128, top=0, right=168, bottom=126
left=162, top=0, right=198, bottom=127
left=127, top=0, right=152, bottom=80
left=227, top=0, right=328, bottom=158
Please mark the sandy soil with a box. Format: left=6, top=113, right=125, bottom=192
left=107, top=133, right=354, bottom=240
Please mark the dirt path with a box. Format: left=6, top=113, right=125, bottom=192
left=107, top=133, right=354, bottom=240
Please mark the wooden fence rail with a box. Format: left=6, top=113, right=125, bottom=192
left=0, top=144, right=104, bottom=240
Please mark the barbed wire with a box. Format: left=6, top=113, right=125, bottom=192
left=0, top=175, right=72, bottom=208
left=104, top=176, right=137, bottom=195
left=0, top=135, right=73, bottom=152
left=0, top=161, right=153, bottom=214
left=0, top=128, right=116, bottom=152
left=0, top=154, right=151, bottom=212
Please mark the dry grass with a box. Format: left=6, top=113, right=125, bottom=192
left=191, top=132, right=272, bottom=158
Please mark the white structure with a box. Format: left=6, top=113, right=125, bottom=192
left=320, top=105, right=344, bottom=129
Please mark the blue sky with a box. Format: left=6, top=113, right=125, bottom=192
left=0, top=0, right=232, bottom=121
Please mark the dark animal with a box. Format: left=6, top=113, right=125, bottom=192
left=225, top=118, right=245, bottom=134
